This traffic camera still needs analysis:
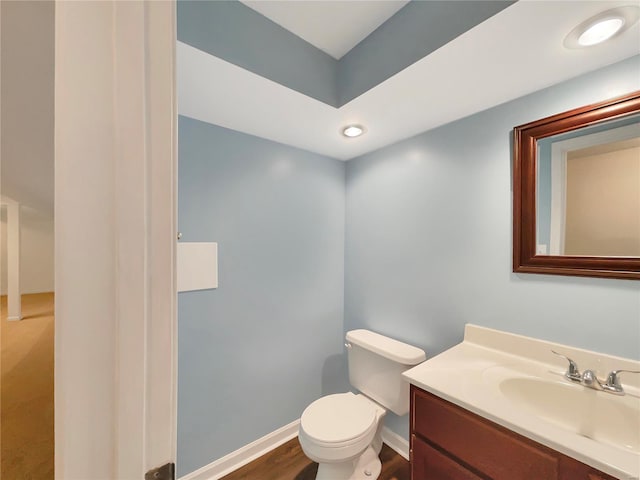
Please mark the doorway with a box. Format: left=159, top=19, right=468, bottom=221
left=0, top=0, right=55, bottom=477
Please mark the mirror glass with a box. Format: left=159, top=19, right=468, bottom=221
left=536, top=114, right=640, bottom=257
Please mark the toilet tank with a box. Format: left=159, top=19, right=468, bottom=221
left=346, top=329, right=426, bottom=416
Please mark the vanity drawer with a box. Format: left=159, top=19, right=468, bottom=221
left=411, top=435, right=483, bottom=480
left=412, top=386, right=558, bottom=480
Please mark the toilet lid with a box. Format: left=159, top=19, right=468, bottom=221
left=300, top=393, right=377, bottom=445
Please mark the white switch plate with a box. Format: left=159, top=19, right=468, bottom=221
left=177, top=242, right=218, bottom=292
left=536, top=244, right=548, bottom=255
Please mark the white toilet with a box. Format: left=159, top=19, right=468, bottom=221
left=298, top=329, right=426, bottom=480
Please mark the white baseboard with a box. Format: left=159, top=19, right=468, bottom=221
left=179, top=419, right=300, bottom=480
left=381, top=426, right=410, bottom=460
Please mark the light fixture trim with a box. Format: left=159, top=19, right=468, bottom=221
left=342, top=124, right=366, bottom=138
left=564, top=6, right=640, bottom=49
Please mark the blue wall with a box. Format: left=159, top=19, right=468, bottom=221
left=345, top=56, right=640, bottom=438
left=177, top=117, right=347, bottom=476
left=537, top=139, right=552, bottom=249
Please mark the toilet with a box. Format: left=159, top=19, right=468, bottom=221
left=298, top=329, right=426, bottom=480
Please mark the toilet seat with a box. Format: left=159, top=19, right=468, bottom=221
left=300, top=393, right=378, bottom=448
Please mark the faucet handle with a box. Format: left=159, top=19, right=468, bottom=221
left=551, top=350, right=581, bottom=382
left=603, top=369, right=640, bottom=395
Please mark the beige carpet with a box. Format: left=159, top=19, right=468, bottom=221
left=1, top=293, right=54, bottom=480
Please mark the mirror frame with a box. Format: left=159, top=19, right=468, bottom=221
left=513, top=90, right=640, bottom=280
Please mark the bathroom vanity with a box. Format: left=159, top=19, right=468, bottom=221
left=410, top=384, right=616, bottom=479
left=403, top=325, right=640, bottom=480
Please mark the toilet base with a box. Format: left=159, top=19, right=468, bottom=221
left=315, top=446, right=382, bottom=480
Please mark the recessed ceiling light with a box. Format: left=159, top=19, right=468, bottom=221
left=342, top=125, right=365, bottom=138
left=578, top=17, right=624, bottom=46
left=564, top=6, right=640, bottom=49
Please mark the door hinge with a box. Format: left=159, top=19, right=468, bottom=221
left=145, top=462, right=175, bottom=480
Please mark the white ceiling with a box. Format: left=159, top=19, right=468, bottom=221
left=240, top=0, right=409, bottom=59
left=178, top=0, right=640, bottom=161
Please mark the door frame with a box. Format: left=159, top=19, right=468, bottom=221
left=54, top=1, right=177, bottom=478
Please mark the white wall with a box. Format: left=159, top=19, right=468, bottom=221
left=0, top=207, right=54, bottom=295
left=0, top=0, right=54, bottom=216
left=0, top=0, right=55, bottom=298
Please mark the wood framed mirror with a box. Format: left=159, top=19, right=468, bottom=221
left=513, top=91, right=640, bottom=280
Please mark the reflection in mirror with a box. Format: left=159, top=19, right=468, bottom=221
left=536, top=115, right=640, bottom=257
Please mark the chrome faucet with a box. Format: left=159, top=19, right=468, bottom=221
left=602, top=369, right=640, bottom=395
left=551, top=350, right=582, bottom=382
left=551, top=350, right=640, bottom=396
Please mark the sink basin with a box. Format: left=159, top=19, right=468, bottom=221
left=499, top=377, right=640, bottom=454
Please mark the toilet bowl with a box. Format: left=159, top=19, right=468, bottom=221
left=298, top=330, right=426, bottom=480
left=299, top=393, right=386, bottom=480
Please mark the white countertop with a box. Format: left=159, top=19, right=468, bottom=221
left=402, top=324, right=640, bottom=480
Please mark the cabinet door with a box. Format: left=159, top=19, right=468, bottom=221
left=412, top=435, right=483, bottom=480
left=413, top=387, right=559, bottom=479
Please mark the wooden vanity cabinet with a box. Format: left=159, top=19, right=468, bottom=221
left=410, top=385, right=619, bottom=480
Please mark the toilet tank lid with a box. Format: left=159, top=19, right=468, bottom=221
left=346, top=329, right=426, bottom=365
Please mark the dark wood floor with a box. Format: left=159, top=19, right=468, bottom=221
left=221, top=437, right=410, bottom=480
